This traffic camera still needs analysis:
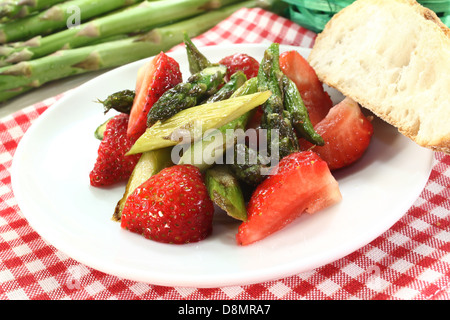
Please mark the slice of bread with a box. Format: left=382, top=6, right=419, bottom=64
left=308, top=0, right=450, bottom=154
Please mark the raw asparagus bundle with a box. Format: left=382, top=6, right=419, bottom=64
left=0, top=0, right=283, bottom=102
left=0, top=0, right=242, bottom=66
left=0, top=1, right=259, bottom=103
left=0, top=0, right=144, bottom=44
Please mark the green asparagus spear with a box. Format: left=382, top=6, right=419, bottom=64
left=0, top=1, right=259, bottom=103
left=97, top=89, right=135, bottom=115
left=0, top=0, right=144, bottom=44
left=205, top=165, right=247, bottom=221
left=0, top=85, right=31, bottom=102
left=146, top=65, right=227, bottom=126
left=206, top=70, right=246, bottom=103
left=282, top=75, right=324, bottom=146
left=257, top=43, right=284, bottom=114
left=257, top=42, right=299, bottom=159
left=177, top=76, right=258, bottom=171
left=0, top=0, right=66, bottom=20
left=0, top=0, right=243, bottom=65
left=183, top=32, right=213, bottom=74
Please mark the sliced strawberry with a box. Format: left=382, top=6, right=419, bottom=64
left=219, top=53, right=259, bottom=82
left=279, top=50, right=333, bottom=126
left=121, top=164, right=214, bottom=244
left=127, top=52, right=182, bottom=139
left=236, top=151, right=342, bottom=246
left=300, top=97, right=374, bottom=171
left=90, top=114, right=141, bottom=187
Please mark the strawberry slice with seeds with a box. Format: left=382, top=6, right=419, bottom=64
left=127, top=51, right=182, bottom=139
left=279, top=50, right=333, bottom=126
left=236, top=151, right=342, bottom=246
left=301, top=97, right=374, bottom=171
left=121, top=164, right=215, bottom=244
left=90, top=114, right=141, bottom=187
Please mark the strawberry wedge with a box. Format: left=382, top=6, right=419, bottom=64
left=236, top=151, right=342, bottom=246
left=279, top=50, right=333, bottom=126
left=301, top=97, right=374, bottom=171
left=127, top=51, right=182, bottom=139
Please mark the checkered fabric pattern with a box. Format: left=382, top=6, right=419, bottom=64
left=1, top=8, right=450, bottom=300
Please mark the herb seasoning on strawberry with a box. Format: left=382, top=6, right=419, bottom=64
left=90, top=114, right=141, bottom=187
left=120, top=164, right=214, bottom=244
left=300, top=97, right=374, bottom=171
left=219, top=53, right=259, bottom=82
left=127, top=51, right=182, bottom=139
left=236, top=151, right=342, bottom=246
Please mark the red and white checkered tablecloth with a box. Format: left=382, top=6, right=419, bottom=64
left=1, top=8, right=450, bottom=300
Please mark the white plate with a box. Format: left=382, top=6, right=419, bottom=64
left=11, top=44, right=434, bottom=288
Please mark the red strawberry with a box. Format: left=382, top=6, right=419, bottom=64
left=90, top=114, right=141, bottom=187
left=219, top=53, right=259, bottom=82
left=279, top=50, right=333, bottom=126
left=120, top=165, right=214, bottom=244
left=128, top=51, right=182, bottom=139
left=300, top=97, right=374, bottom=171
left=236, top=151, right=341, bottom=246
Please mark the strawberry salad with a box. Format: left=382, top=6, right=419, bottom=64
left=89, top=37, right=374, bottom=246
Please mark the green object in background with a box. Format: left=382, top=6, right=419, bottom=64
left=0, top=0, right=67, bottom=21
left=0, top=0, right=144, bottom=44
left=0, top=1, right=259, bottom=103
left=0, top=0, right=243, bottom=66
left=282, top=0, right=450, bottom=33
